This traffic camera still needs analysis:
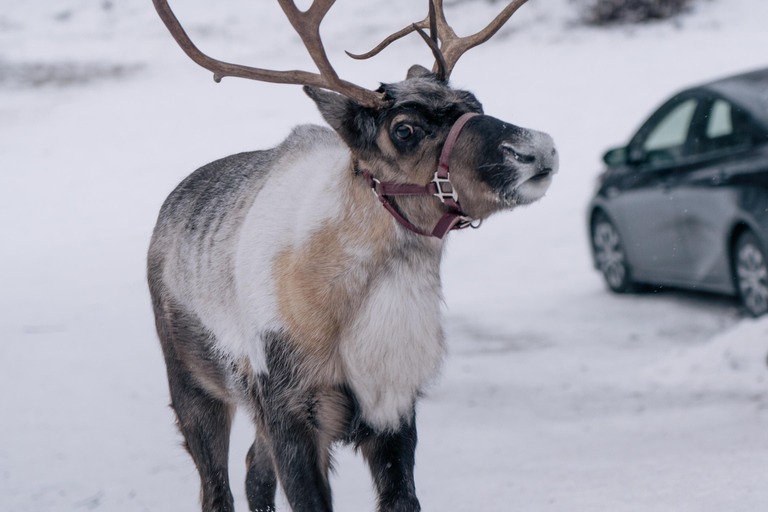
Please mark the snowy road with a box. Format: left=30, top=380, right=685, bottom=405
left=2, top=1, right=767, bottom=511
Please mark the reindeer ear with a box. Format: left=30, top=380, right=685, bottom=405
left=304, top=86, right=379, bottom=152
left=406, top=64, right=432, bottom=80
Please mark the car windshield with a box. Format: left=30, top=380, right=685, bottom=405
left=643, top=98, right=697, bottom=152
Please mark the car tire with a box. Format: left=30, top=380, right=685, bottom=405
left=734, top=231, right=768, bottom=317
left=592, top=213, right=635, bottom=293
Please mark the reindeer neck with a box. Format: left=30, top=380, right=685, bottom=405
left=350, top=160, right=464, bottom=243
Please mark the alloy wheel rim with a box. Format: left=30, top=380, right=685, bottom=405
left=737, top=242, right=768, bottom=315
left=594, top=222, right=626, bottom=289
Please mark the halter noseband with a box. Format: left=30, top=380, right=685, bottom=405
left=363, top=112, right=481, bottom=239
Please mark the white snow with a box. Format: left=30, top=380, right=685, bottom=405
left=1, top=0, right=767, bottom=511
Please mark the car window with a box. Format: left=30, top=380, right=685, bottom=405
left=643, top=98, right=698, bottom=152
left=706, top=99, right=733, bottom=138
left=696, top=98, right=754, bottom=154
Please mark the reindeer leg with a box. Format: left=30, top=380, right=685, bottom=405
left=358, top=415, right=421, bottom=512
left=256, top=380, right=334, bottom=512
left=245, top=429, right=277, bottom=512
left=253, top=333, right=337, bottom=512
left=170, top=382, right=235, bottom=512
left=156, top=301, right=236, bottom=512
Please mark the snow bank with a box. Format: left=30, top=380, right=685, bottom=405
left=647, top=316, right=768, bottom=395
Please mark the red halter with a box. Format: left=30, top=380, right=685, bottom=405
left=363, top=112, right=481, bottom=239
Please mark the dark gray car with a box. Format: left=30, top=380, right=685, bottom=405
left=588, top=68, right=768, bottom=316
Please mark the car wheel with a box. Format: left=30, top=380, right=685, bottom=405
left=734, top=231, right=768, bottom=317
left=592, top=213, right=635, bottom=293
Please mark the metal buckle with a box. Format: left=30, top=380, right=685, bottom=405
left=432, top=171, right=459, bottom=204
left=455, top=217, right=483, bottom=230
left=369, top=177, right=381, bottom=198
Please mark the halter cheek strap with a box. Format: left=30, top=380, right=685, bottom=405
left=364, top=112, right=481, bottom=240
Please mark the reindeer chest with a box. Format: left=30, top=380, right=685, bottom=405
left=337, top=250, right=446, bottom=430
left=268, top=226, right=446, bottom=430
left=270, top=231, right=447, bottom=430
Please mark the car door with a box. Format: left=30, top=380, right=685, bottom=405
left=608, top=95, right=700, bottom=283
left=673, top=95, right=764, bottom=292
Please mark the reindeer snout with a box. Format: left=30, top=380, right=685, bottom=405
left=498, top=129, right=558, bottom=206
left=501, top=130, right=559, bottom=176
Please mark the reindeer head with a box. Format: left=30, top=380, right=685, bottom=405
left=305, top=65, right=557, bottom=226
left=154, top=0, right=557, bottom=236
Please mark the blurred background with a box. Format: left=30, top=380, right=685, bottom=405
left=1, top=1, right=767, bottom=511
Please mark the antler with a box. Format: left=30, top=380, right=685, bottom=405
left=347, top=0, right=530, bottom=80
left=152, top=0, right=388, bottom=108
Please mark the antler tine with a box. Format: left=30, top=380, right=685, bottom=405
left=348, top=0, right=529, bottom=80
left=346, top=0, right=453, bottom=63
left=412, top=0, right=447, bottom=80
left=438, top=0, right=530, bottom=78
left=346, top=19, right=429, bottom=61
left=275, top=0, right=340, bottom=85
left=152, top=0, right=387, bottom=108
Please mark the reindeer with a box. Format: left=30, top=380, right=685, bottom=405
left=148, top=1, right=557, bottom=511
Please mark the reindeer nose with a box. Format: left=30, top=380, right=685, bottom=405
left=546, top=142, right=559, bottom=175
left=502, top=144, right=537, bottom=164
left=501, top=130, right=559, bottom=175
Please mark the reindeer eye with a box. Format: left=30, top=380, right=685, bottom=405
left=394, top=123, right=414, bottom=140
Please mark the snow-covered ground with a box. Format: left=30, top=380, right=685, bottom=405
left=1, top=1, right=767, bottom=511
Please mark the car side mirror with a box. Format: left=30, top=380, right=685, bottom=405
left=603, top=146, right=628, bottom=167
